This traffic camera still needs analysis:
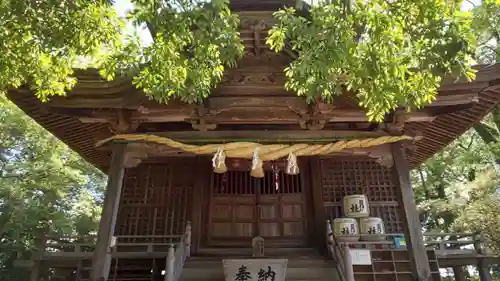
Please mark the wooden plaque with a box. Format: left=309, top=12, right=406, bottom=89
left=223, top=259, right=288, bottom=281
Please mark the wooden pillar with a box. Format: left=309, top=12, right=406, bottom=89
left=30, top=262, right=40, bottom=281
left=452, top=266, right=466, bottom=281
left=165, top=244, right=175, bottom=281
left=391, top=143, right=432, bottom=281
left=91, top=143, right=127, bottom=281
left=190, top=157, right=208, bottom=254
left=309, top=157, right=327, bottom=254
left=30, top=233, right=47, bottom=281
left=474, top=234, right=493, bottom=281
left=478, top=263, right=492, bottom=281
left=185, top=221, right=192, bottom=257
left=343, top=246, right=355, bottom=281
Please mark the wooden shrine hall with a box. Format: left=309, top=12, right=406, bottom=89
left=8, top=2, right=500, bottom=281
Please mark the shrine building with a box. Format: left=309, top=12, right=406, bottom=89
left=8, top=1, right=500, bottom=281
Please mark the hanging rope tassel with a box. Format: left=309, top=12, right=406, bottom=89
left=250, top=148, right=264, bottom=178
left=286, top=152, right=300, bottom=175
left=212, top=147, right=227, bottom=174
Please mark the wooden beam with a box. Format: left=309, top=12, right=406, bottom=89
left=45, top=92, right=479, bottom=129
left=440, top=63, right=500, bottom=88
left=428, top=93, right=479, bottom=107
left=48, top=93, right=146, bottom=108
left=72, top=108, right=444, bottom=125
left=391, top=143, right=432, bottom=281
left=46, top=91, right=478, bottom=111
left=47, top=92, right=191, bottom=110
left=151, top=130, right=390, bottom=141
left=207, top=96, right=308, bottom=113
left=91, top=143, right=126, bottom=281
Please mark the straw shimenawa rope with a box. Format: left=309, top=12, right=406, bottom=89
left=96, top=134, right=416, bottom=161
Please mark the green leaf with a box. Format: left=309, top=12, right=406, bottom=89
left=267, top=0, right=480, bottom=121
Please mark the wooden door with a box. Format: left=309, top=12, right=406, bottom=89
left=207, top=169, right=309, bottom=247
left=208, top=171, right=256, bottom=246
left=257, top=172, right=307, bottom=247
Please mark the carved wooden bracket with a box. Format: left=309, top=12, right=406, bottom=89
left=299, top=103, right=328, bottom=130
left=240, top=17, right=269, bottom=56
left=189, top=104, right=217, bottom=131
left=191, top=119, right=217, bottom=131
left=361, top=145, right=394, bottom=168
left=299, top=118, right=327, bottom=130
left=109, top=110, right=141, bottom=134
left=76, top=109, right=141, bottom=134
left=375, top=155, right=394, bottom=168
left=240, top=18, right=268, bottom=31
left=123, top=147, right=148, bottom=168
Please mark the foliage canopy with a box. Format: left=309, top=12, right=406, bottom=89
left=412, top=108, right=500, bottom=255
left=0, top=0, right=122, bottom=100
left=0, top=0, right=492, bottom=122
left=0, top=95, right=106, bottom=281
left=471, top=0, right=500, bottom=63
left=267, top=0, right=477, bottom=121
left=100, top=0, right=244, bottom=103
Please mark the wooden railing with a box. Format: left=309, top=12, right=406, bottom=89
left=42, top=235, right=183, bottom=255
left=35, top=222, right=192, bottom=281
left=325, top=232, right=492, bottom=256
left=325, top=220, right=348, bottom=281
left=166, top=221, right=191, bottom=281
left=422, top=232, right=490, bottom=256
left=324, top=222, right=495, bottom=281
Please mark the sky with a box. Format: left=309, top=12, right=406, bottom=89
left=114, top=0, right=153, bottom=44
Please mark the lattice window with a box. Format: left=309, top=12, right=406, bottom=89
left=370, top=206, right=403, bottom=233
left=116, top=159, right=195, bottom=240
left=212, top=170, right=302, bottom=195
left=261, top=171, right=302, bottom=194
left=320, top=156, right=404, bottom=233
left=320, top=157, right=398, bottom=202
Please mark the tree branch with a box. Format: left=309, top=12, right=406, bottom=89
left=146, top=22, right=157, bottom=39
left=418, top=167, right=430, bottom=199
left=474, top=123, right=499, bottom=144
left=465, top=0, right=476, bottom=8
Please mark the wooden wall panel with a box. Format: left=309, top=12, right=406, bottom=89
left=115, top=159, right=196, bottom=242
left=319, top=157, right=404, bottom=233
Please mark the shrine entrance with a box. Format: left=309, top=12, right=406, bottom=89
left=207, top=161, right=311, bottom=248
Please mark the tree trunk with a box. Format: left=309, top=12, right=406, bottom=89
left=473, top=105, right=500, bottom=164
